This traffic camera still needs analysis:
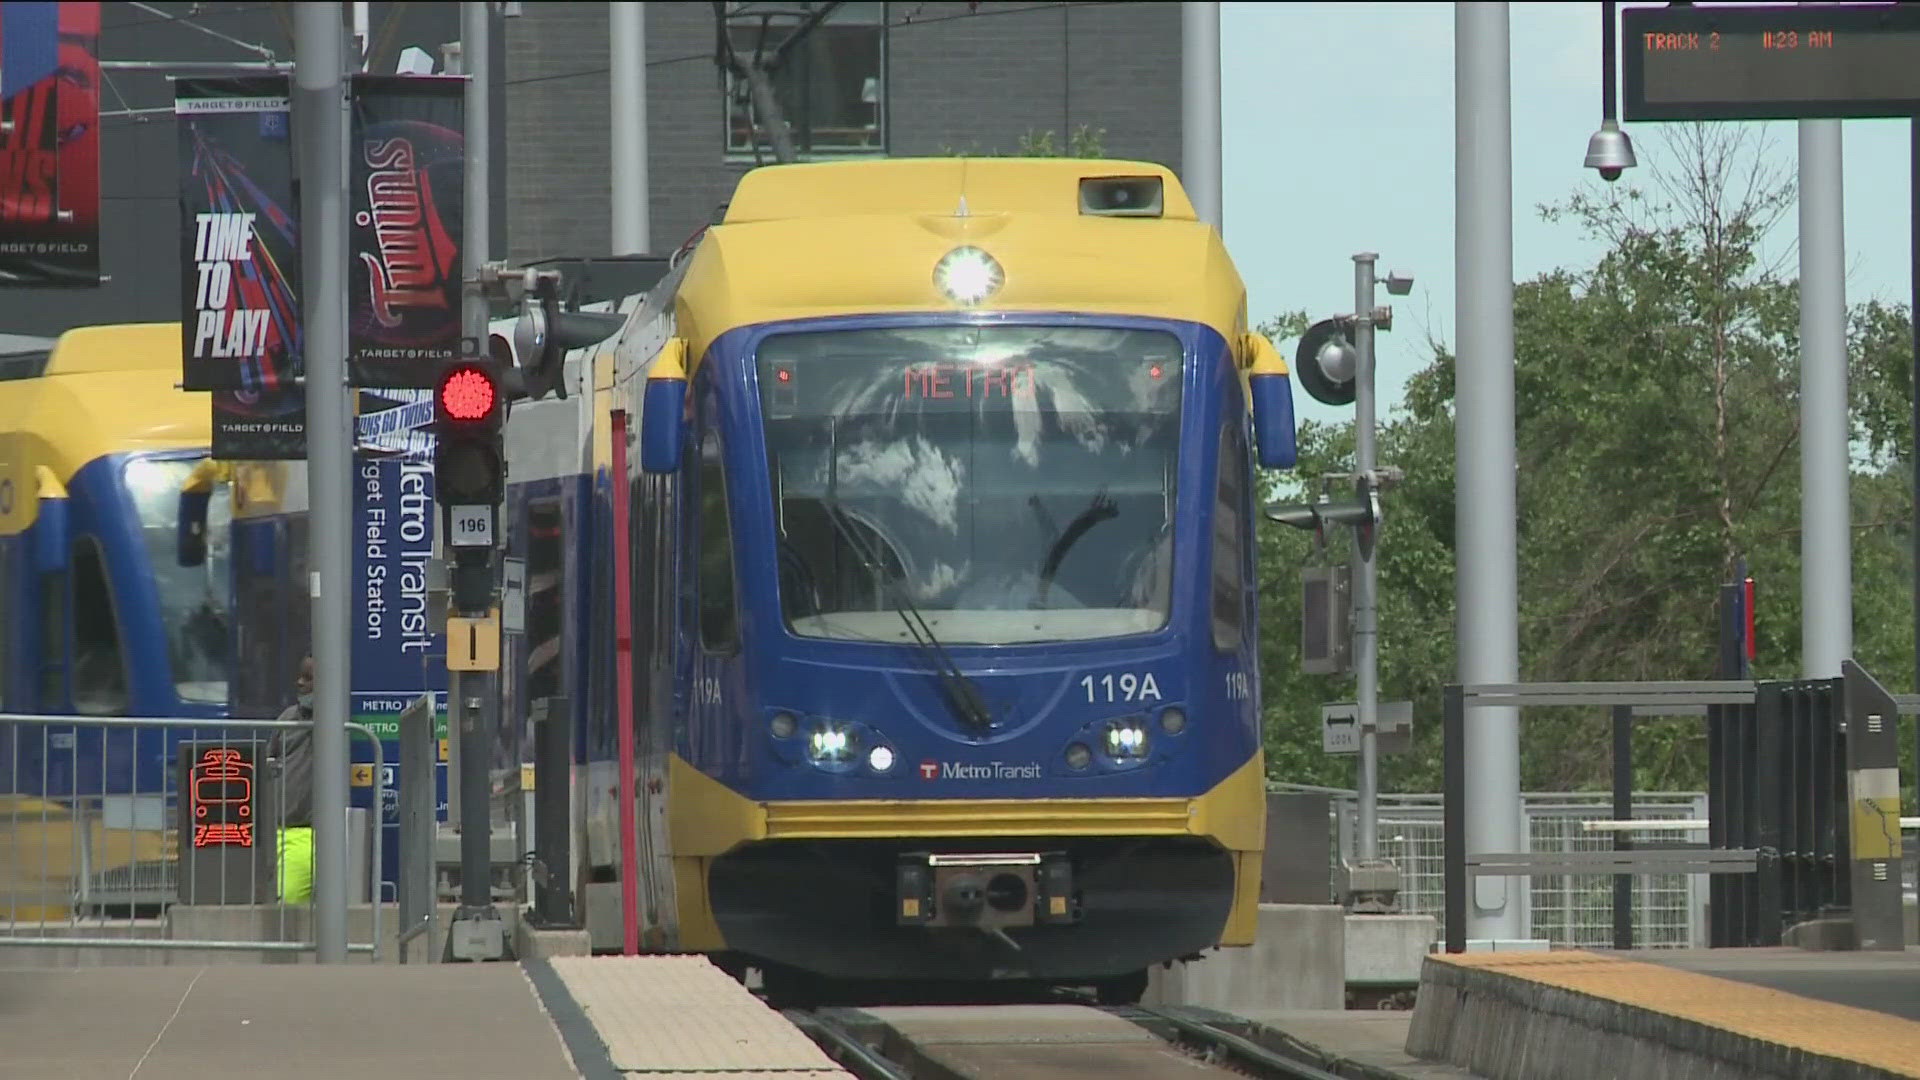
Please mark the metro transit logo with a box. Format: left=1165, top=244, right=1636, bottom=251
left=917, top=760, right=1044, bottom=781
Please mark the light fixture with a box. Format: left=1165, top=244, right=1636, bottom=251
left=934, top=246, right=1003, bottom=307
left=868, top=746, right=895, bottom=773
left=1102, top=719, right=1149, bottom=760
left=806, top=722, right=857, bottom=765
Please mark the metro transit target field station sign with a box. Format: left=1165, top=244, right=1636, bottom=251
left=1622, top=3, right=1920, bottom=121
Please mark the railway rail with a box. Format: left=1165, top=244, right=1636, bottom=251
left=786, top=1001, right=1370, bottom=1080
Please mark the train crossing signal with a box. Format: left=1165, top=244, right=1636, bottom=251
left=435, top=359, right=505, bottom=617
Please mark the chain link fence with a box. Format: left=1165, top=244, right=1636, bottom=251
left=1279, top=786, right=1711, bottom=949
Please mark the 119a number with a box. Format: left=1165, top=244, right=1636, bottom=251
left=1082, top=671, right=1162, bottom=703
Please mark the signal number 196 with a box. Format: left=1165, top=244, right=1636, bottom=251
left=449, top=506, right=493, bottom=547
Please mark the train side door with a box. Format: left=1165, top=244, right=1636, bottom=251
left=688, top=381, right=746, bottom=780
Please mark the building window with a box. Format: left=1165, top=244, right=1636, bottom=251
left=722, top=2, right=885, bottom=160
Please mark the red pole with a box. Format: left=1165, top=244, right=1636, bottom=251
left=1744, top=576, right=1757, bottom=666
left=610, top=409, right=641, bottom=956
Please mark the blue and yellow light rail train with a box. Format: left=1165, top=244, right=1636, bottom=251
left=518, top=157, right=1299, bottom=1000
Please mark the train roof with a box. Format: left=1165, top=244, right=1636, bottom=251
left=661, top=157, right=1250, bottom=372
left=0, top=323, right=208, bottom=535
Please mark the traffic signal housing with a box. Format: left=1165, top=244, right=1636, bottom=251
left=435, top=359, right=506, bottom=616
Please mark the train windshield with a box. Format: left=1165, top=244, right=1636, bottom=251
left=756, top=325, right=1183, bottom=645
left=124, top=457, right=232, bottom=703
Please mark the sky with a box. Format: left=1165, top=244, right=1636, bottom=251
left=1221, top=1, right=1917, bottom=431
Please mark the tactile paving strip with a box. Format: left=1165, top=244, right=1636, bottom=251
left=548, top=954, right=850, bottom=1076
left=1435, top=950, right=1920, bottom=1078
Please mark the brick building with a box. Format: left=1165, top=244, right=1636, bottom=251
left=0, top=2, right=1185, bottom=336
left=504, top=1, right=1185, bottom=265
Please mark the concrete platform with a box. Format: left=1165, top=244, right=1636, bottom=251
left=0, top=963, right=578, bottom=1080
left=0, top=954, right=861, bottom=1079
left=1633, top=946, right=1920, bottom=1021
left=1405, top=948, right=1920, bottom=1080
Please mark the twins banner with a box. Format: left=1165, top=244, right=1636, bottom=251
left=348, top=74, right=465, bottom=388
left=0, top=1, right=101, bottom=288
left=175, top=76, right=303, bottom=460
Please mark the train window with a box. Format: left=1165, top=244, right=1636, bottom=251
left=125, top=458, right=231, bottom=704
left=757, top=325, right=1182, bottom=645
left=71, top=538, right=128, bottom=716
left=722, top=2, right=886, bottom=160
left=1211, top=419, right=1247, bottom=651
left=697, top=429, right=739, bottom=652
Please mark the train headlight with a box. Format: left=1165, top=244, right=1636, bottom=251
left=1064, top=743, right=1092, bottom=771
left=806, top=722, right=858, bottom=765
left=1103, top=719, right=1150, bottom=759
left=1159, top=707, right=1187, bottom=735
left=868, top=745, right=895, bottom=773
left=934, top=246, right=1003, bottom=307
left=770, top=712, right=797, bottom=739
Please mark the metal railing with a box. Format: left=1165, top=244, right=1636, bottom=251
left=1, top=712, right=384, bottom=958
left=1279, top=785, right=1713, bottom=949
left=1439, top=663, right=1909, bottom=954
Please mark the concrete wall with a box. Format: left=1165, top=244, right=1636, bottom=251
left=504, top=1, right=1184, bottom=266
left=1142, top=904, right=1346, bottom=1012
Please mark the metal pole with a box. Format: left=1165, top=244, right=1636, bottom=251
left=1180, top=1, right=1222, bottom=233
left=100, top=60, right=288, bottom=72
left=610, top=1, right=651, bottom=255
left=533, top=696, right=573, bottom=927
left=455, top=0, right=497, bottom=928
left=1611, top=704, right=1633, bottom=951
left=1799, top=117, right=1850, bottom=678
left=293, top=0, right=351, bottom=965
left=1454, top=1, right=1523, bottom=943
left=1909, top=118, right=1919, bottom=702
left=1352, top=253, right=1380, bottom=864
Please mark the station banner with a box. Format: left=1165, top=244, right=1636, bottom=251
left=346, top=74, right=465, bottom=388
left=175, top=75, right=304, bottom=458
left=0, top=1, right=102, bottom=288
left=351, top=400, right=451, bottom=891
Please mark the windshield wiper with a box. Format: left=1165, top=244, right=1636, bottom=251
left=819, top=494, right=995, bottom=734
left=1035, top=487, right=1118, bottom=607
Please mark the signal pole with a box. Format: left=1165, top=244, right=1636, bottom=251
left=294, top=0, right=352, bottom=965
left=441, top=0, right=509, bottom=963
left=1351, top=254, right=1382, bottom=868
left=1270, top=256, right=1412, bottom=913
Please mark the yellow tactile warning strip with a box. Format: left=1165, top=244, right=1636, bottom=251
left=1432, top=950, right=1920, bottom=1078
left=548, top=954, right=852, bottom=1077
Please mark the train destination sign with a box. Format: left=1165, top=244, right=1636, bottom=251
left=1622, top=4, right=1920, bottom=121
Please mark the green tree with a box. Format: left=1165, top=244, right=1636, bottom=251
left=1255, top=124, right=1917, bottom=801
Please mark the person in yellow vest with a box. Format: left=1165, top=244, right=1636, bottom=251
left=264, top=657, right=316, bottom=904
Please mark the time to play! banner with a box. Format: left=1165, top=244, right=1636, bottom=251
left=174, top=75, right=305, bottom=460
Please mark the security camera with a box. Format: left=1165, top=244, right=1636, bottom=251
left=1583, top=120, right=1636, bottom=183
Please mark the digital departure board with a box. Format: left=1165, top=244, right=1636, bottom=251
left=1621, top=4, right=1920, bottom=121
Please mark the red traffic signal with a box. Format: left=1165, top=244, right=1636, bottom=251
left=437, top=363, right=500, bottom=425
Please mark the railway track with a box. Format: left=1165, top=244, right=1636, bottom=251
left=785, top=1001, right=1363, bottom=1080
